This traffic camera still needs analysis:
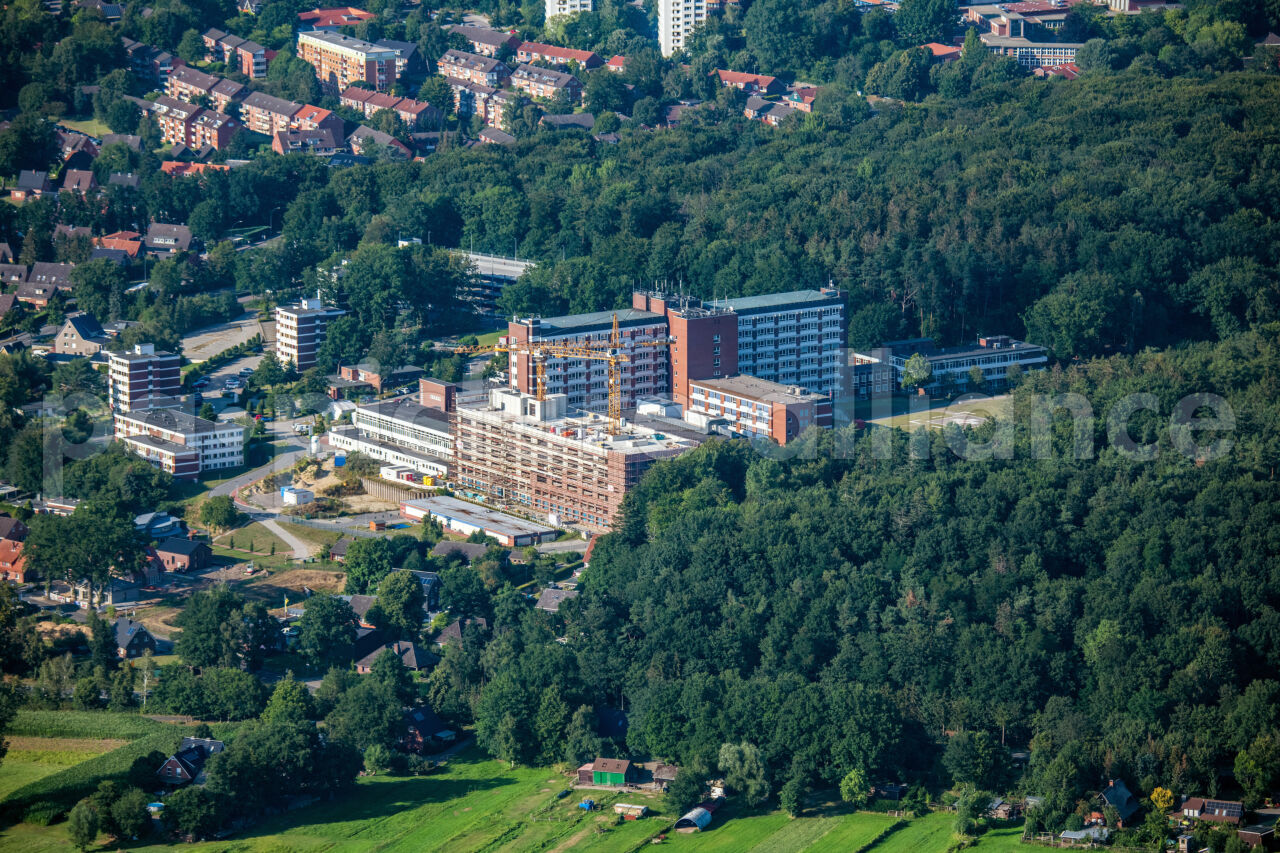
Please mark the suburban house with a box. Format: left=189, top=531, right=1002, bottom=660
left=328, top=538, right=350, bottom=562
left=354, top=640, right=439, bottom=673
left=541, top=113, right=594, bottom=131
left=437, top=616, right=488, bottom=647
left=479, top=127, right=516, bottom=145
left=438, top=50, right=511, bottom=87
left=0, top=516, right=30, bottom=583
left=744, top=96, right=797, bottom=127
left=715, top=69, right=782, bottom=95
left=534, top=586, right=579, bottom=613
left=157, top=737, right=225, bottom=786
left=113, top=617, right=156, bottom=658
left=405, top=569, right=441, bottom=611
left=53, top=313, right=112, bottom=355
left=154, top=539, right=213, bottom=572
left=401, top=706, right=454, bottom=752
left=346, top=126, right=411, bottom=158
left=342, top=594, right=378, bottom=627
left=516, top=41, right=604, bottom=69
left=61, top=169, right=98, bottom=195
left=145, top=223, right=194, bottom=255
left=1179, top=798, right=1244, bottom=826
left=136, top=511, right=185, bottom=541
left=12, top=171, right=53, bottom=201
left=446, top=25, right=520, bottom=57
left=606, top=55, right=626, bottom=72
left=430, top=541, right=490, bottom=564
left=1098, top=779, right=1140, bottom=827
left=511, top=64, right=582, bottom=101
left=272, top=127, right=340, bottom=156
left=0, top=264, right=26, bottom=284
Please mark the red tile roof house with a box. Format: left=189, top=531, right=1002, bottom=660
left=606, top=54, right=626, bottom=72
left=346, top=125, right=412, bottom=158
left=516, top=41, right=604, bottom=70
left=292, top=103, right=343, bottom=133
left=715, top=69, right=782, bottom=95
left=0, top=516, right=30, bottom=583
left=354, top=640, right=439, bottom=673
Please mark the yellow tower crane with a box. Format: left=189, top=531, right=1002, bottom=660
left=446, top=315, right=670, bottom=435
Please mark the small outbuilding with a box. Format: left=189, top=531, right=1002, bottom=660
left=591, top=757, right=632, bottom=787
left=675, top=806, right=712, bottom=832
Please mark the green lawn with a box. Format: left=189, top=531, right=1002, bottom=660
left=54, top=116, right=110, bottom=137
left=866, top=811, right=956, bottom=853
left=971, top=822, right=1027, bottom=852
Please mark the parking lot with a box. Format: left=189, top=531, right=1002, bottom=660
left=190, top=354, right=264, bottom=399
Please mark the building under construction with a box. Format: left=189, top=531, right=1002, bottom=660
left=452, top=387, right=701, bottom=532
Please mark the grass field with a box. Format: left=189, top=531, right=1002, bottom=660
left=55, top=116, right=110, bottom=137
left=867, top=811, right=957, bottom=853
left=0, top=738, right=126, bottom=801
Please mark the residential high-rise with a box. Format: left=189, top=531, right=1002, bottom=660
left=297, top=30, right=398, bottom=94
left=657, top=0, right=708, bottom=56
left=108, top=344, right=182, bottom=412
left=546, top=0, right=593, bottom=18
left=275, top=297, right=345, bottom=370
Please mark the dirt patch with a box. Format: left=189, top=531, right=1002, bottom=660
left=36, top=622, right=88, bottom=641
left=250, top=568, right=346, bottom=595
left=131, top=605, right=183, bottom=637
left=7, top=737, right=128, bottom=753
left=549, top=825, right=593, bottom=853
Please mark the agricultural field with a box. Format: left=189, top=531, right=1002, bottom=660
left=865, top=811, right=957, bottom=853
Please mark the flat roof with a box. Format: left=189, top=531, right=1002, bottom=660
left=458, top=251, right=533, bottom=280
left=120, top=433, right=199, bottom=456
left=404, top=496, right=556, bottom=537
left=116, top=408, right=243, bottom=435
left=709, top=289, right=844, bottom=315
left=518, top=307, right=663, bottom=336
left=690, top=374, right=827, bottom=402
left=356, top=397, right=451, bottom=432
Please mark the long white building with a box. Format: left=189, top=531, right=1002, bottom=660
left=328, top=396, right=452, bottom=478
left=114, top=409, right=244, bottom=480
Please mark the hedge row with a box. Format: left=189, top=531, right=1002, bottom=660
left=183, top=334, right=262, bottom=389
left=8, top=711, right=168, bottom=741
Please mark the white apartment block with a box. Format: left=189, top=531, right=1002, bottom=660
left=275, top=297, right=346, bottom=370
left=658, top=0, right=708, bottom=56
left=547, top=0, right=593, bottom=17
left=114, top=409, right=245, bottom=480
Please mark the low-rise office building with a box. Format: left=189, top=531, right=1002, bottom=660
left=400, top=495, right=558, bottom=547
left=328, top=395, right=452, bottom=478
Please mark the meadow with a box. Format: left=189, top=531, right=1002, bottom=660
left=0, top=729, right=1025, bottom=853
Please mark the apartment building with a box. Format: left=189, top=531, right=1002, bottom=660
left=685, top=375, right=832, bottom=445
left=240, top=91, right=302, bottom=135
left=511, top=63, right=582, bottom=101
left=165, top=65, right=247, bottom=110
left=297, top=6, right=376, bottom=29
left=375, top=39, right=425, bottom=79
left=507, top=308, right=671, bottom=411
left=657, top=0, right=708, bottom=56
left=438, top=50, right=511, bottom=86
left=297, top=30, right=397, bottom=93
left=446, top=25, right=521, bottom=57
left=200, top=30, right=269, bottom=78
left=453, top=388, right=700, bottom=532
left=871, top=335, right=1049, bottom=393
left=445, top=78, right=516, bottom=128
left=292, top=103, right=342, bottom=132
left=121, top=37, right=179, bottom=85
left=108, top=344, right=182, bottom=412
left=328, top=395, right=452, bottom=478
left=114, top=408, right=245, bottom=480
left=275, top=297, right=346, bottom=370
left=546, top=0, right=594, bottom=17
left=339, top=88, right=442, bottom=128
left=516, top=41, right=603, bottom=69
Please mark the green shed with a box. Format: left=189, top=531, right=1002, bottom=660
left=591, top=758, right=632, bottom=787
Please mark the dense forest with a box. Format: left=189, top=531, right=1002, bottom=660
left=423, top=325, right=1280, bottom=836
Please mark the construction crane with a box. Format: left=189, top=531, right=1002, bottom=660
left=445, top=315, right=670, bottom=435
